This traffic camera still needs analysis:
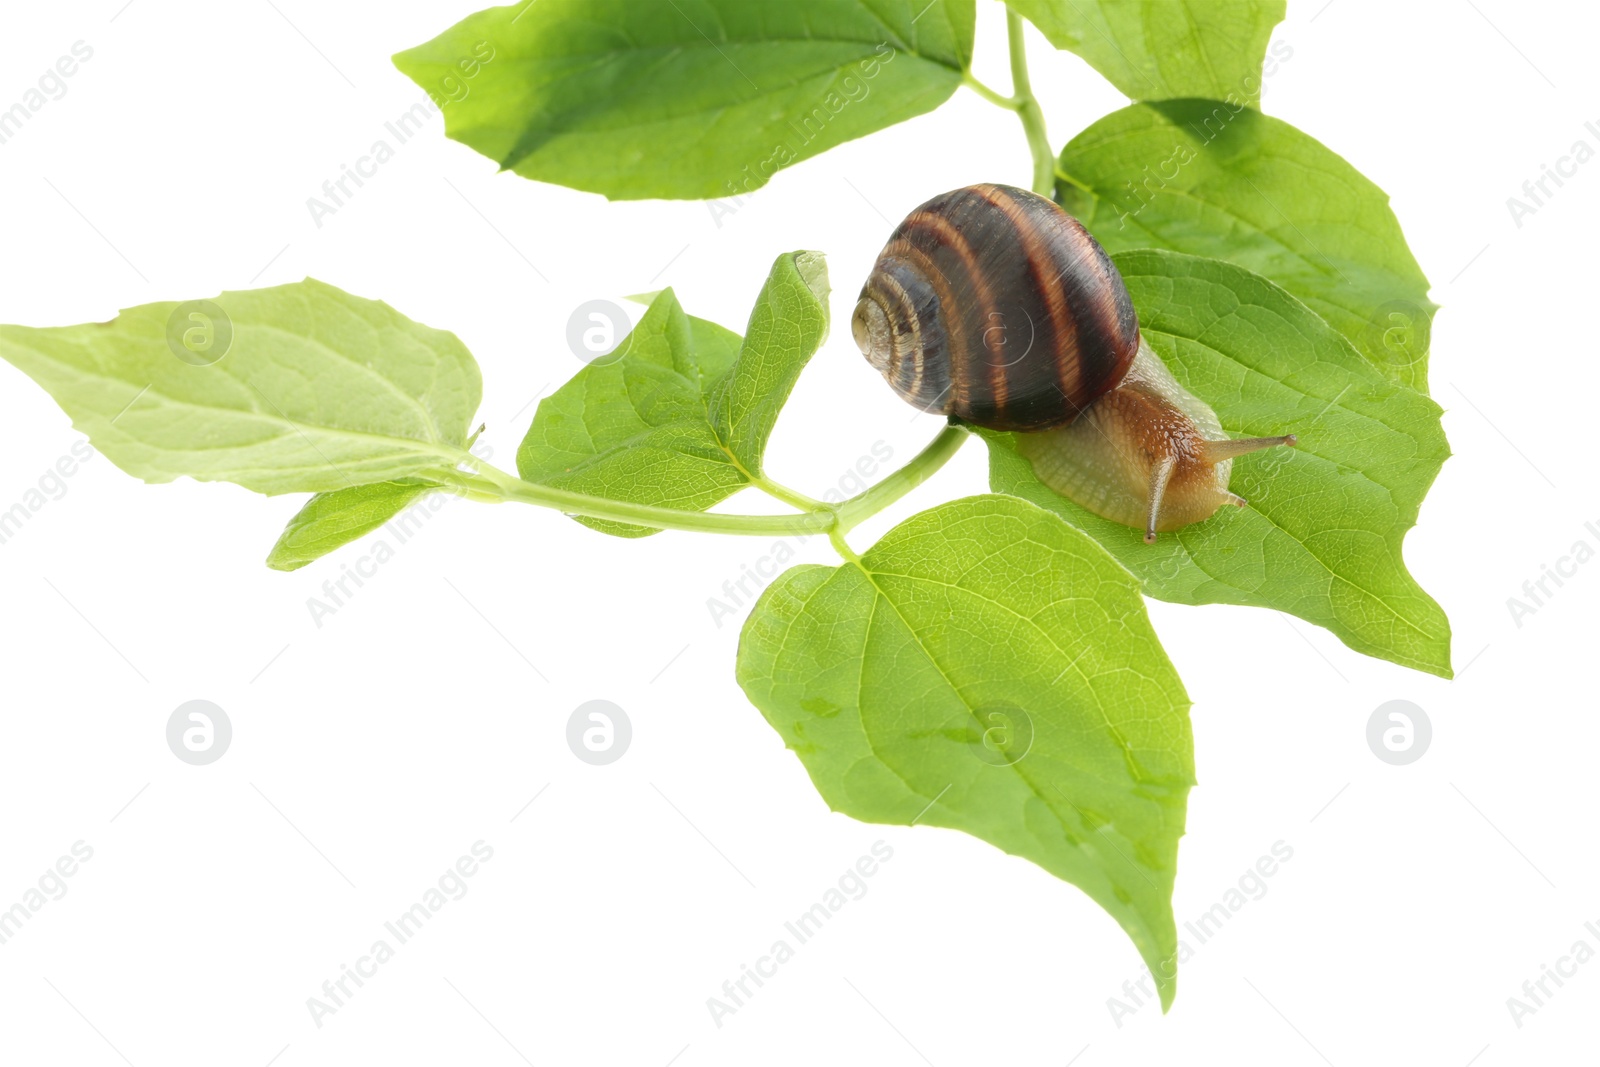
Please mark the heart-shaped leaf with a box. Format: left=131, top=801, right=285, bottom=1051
left=986, top=249, right=1451, bottom=677
left=394, top=0, right=975, bottom=200
left=738, top=494, right=1194, bottom=1007
left=1008, top=0, right=1286, bottom=106
left=1055, top=101, right=1436, bottom=390
left=516, top=252, right=829, bottom=536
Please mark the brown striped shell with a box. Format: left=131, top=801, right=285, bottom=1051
left=851, top=183, right=1140, bottom=432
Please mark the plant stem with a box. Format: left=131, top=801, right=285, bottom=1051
left=829, top=528, right=863, bottom=563
left=462, top=462, right=832, bottom=537
left=752, top=475, right=828, bottom=514
left=834, top=424, right=969, bottom=533
left=450, top=424, right=969, bottom=542
left=1006, top=9, right=1057, bottom=198
left=1054, top=165, right=1094, bottom=198
left=961, top=72, right=1018, bottom=110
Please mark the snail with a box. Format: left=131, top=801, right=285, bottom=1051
left=851, top=182, right=1297, bottom=543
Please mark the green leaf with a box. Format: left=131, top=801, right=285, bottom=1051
left=737, top=494, right=1193, bottom=1007
left=1008, top=0, right=1285, bottom=105
left=516, top=252, right=829, bottom=536
left=986, top=250, right=1451, bottom=677
left=392, top=0, right=975, bottom=200
left=516, top=288, right=744, bottom=538
left=0, top=279, right=482, bottom=495
left=1055, top=101, right=1436, bottom=389
left=266, top=478, right=443, bottom=571
left=708, top=250, right=829, bottom=474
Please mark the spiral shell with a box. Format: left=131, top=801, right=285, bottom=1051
left=851, top=183, right=1140, bottom=432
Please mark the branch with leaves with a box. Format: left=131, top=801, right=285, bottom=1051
left=0, top=0, right=1448, bottom=1010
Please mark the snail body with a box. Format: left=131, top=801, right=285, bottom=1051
left=852, top=183, right=1296, bottom=542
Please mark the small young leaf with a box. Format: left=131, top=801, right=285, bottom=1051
left=517, top=289, right=747, bottom=538
left=1056, top=101, right=1436, bottom=389
left=393, top=0, right=976, bottom=201
left=708, top=250, right=829, bottom=475
left=0, top=280, right=481, bottom=495
left=738, top=494, right=1193, bottom=1007
left=1008, top=0, right=1285, bottom=105
left=986, top=250, right=1452, bottom=677
left=266, top=478, right=444, bottom=571
left=517, top=252, right=829, bottom=536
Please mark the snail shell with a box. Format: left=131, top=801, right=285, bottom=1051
left=851, top=182, right=1139, bottom=431
left=853, top=183, right=1297, bottom=542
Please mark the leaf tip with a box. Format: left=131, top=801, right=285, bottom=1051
left=791, top=250, right=829, bottom=304
left=264, top=551, right=308, bottom=573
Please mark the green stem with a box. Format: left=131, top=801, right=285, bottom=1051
left=462, top=462, right=832, bottom=537
left=1054, top=165, right=1094, bottom=198
left=752, top=475, right=828, bottom=514
left=828, top=528, right=863, bottom=563
left=449, top=424, right=969, bottom=544
left=834, top=424, right=969, bottom=533
left=1006, top=9, right=1057, bottom=198
left=961, top=72, right=1018, bottom=110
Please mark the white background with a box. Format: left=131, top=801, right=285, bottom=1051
left=0, top=1, right=1595, bottom=1064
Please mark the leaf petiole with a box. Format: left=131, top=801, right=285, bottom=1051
left=1006, top=9, right=1057, bottom=198
left=958, top=13, right=1056, bottom=198
left=960, top=72, right=1019, bottom=110
left=834, top=424, right=970, bottom=533
left=750, top=475, right=829, bottom=515
left=455, top=460, right=833, bottom=537
left=446, top=424, right=970, bottom=545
